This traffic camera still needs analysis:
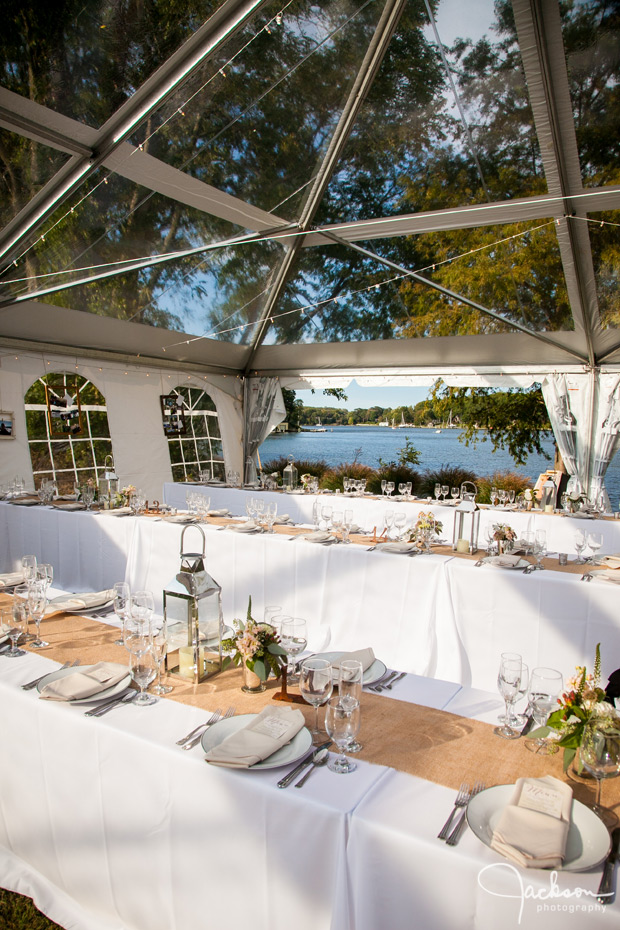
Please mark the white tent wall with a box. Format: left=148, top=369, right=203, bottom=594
left=0, top=353, right=243, bottom=499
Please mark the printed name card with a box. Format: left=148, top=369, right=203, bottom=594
left=518, top=781, right=565, bottom=819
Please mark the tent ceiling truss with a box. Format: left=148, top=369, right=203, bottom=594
left=1, top=0, right=620, bottom=382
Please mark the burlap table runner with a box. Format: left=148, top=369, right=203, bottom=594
left=3, top=598, right=616, bottom=815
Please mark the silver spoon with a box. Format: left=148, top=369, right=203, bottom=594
left=294, top=747, right=329, bottom=787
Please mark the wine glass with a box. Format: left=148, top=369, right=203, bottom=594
left=151, top=616, right=172, bottom=695
left=381, top=480, right=387, bottom=497
left=36, top=563, right=53, bottom=591
left=580, top=710, right=620, bottom=826
left=28, top=582, right=49, bottom=648
left=441, top=485, right=449, bottom=502
left=434, top=483, right=441, bottom=502
left=81, top=485, right=95, bottom=510
left=384, top=510, right=394, bottom=540
left=22, top=555, right=37, bottom=587
left=574, top=531, right=587, bottom=563
left=125, top=592, right=154, bottom=655
left=264, top=605, right=282, bottom=625
left=13, top=584, right=32, bottom=642
left=386, top=481, right=395, bottom=498
left=280, top=617, right=307, bottom=684
left=300, top=658, right=333, bottom=743
left=342, top=509, right=353, bottom=544
left=331, top=511, right=343, bottom=540
left=321, top=505, right=333, bottom=531
left=451, top=487, right=459, bottom=501
left=325, top=697, right=361, bottom=773
left=490, top=487, right=498, bottom=507
left=533, top=529, right=547, bottom=570
left=498, top=489, right=507, bottom=507
left=112, top=581, right=131, bottom=646
left=587, top=532, right=603, bottom=563
left=129, top=648, right=158, bottom=705
left=265, top=501, right=277, bottom=533
left=405, top=482, right=412, bottom=499
left=245, top=497, right=255, bottom=523
left=1, top=605, right=26, bottom=657
left=507, top=489, right=516, bottom=505
left=339, top=659, right=363, bottom=752
left=494, top=655, right=526, bottom=740
left=526, top=667, right=563, bottom=754
left=393, top=512, right=407, bottom=540
left=398, top=483, right=407, bottom=497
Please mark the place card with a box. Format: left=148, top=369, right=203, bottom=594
left=518, top=780, right=565, bottom=819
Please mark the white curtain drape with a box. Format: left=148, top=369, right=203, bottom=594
left=243, top=377, right=286, bottom=475
left=541, top=371, right=620, bottom=507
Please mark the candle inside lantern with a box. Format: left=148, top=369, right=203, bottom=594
left=456, top=538, right=470, bottom=554
left=178, top=645, right=205, bottom=679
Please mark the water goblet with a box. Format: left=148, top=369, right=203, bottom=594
left=28, top=582, right=49, bottom=648
left=129, top=648, right=158, bottom=705
left=264, top=605, right=282, bottom=625
left=533, top=529, right=547, bottom=570
left=338, top=660, right=363, bottom=752
left=151, top=617, right=173, bottom=695
left=342, top=509, right=354, bottom=544
left=587, top=532, right=603, bottom=563
left=490, top=487, right=498, bottom=507
left=494, top=655, right=525, bottom=739
left=451, top=487, right=459, bottom=501
left=579, top=711, right=620, bottom=827
left=81, top=485, right=95, bottom=510
left=321, top=505, right=333, bottom=531
left=507, top=489, right=516, bottom=505
left=1, top=605, right=26, bottom=657
left=393, top=512, right=407, bottom=539
left=331, top=511, right=343, bottom=540
left=441, top=485, right=449, bottom=502
left=405, top=482, right=412, bottom=499
left=498, top=489, right=507, bottom=507
left=526, top=667, right=563, bottom=754
left=384, top=510, right=394, bottom=540
left=300, top=658, right=333, bottom=743
left=574, top=531, right=587, bottom=563
left=381, top=480, right=387, bottom=497
left=280, top=617, right=307, bottom=684
left=386, top=481, right=395, bottom=497
left=245, top=497, right=255, bottom=522
left=398, top=483, right=407, bottom=497
left=22, top=555, right=37, bottom=587
left=265, top=502, right=278, bottom=533
left=325, top=697, right=361, bottom=773
left=36, top=563, right=53, bottom=591
left=113, top=581, right=131, bottom=647
left=434, top=483, right=441, bottom=502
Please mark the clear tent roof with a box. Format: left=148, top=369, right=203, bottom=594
left=1, top=0, right=620, bottom=379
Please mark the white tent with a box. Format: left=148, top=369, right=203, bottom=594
left=1, top=0, right=619, bottom=497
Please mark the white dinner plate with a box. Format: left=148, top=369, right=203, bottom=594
left=201, top=714, right=312, bottom=770
left=482, top=556, right=530, bottom=570
left=466, top=784, right=611, bottom=872
left=36, top=664, right=132, bottom=704
left=49, top=594, right=114, bottom=614
left=313, top=652, right=387, bottom=686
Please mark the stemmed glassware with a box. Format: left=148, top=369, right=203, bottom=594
left=113, top=581, right=131, bottom=647
left=579, top=710, right=620, bottom=826
left=341, top=510, right=353, bottom=544
left=81, top=485, right=95, bottom=510
left=129, top=649, right=158, bottom=705
left=280, top=617, right=307, bottom=684
left=28, top=582, right=49, bottom=648
left=587, top=532, right=603, bottom=563
left=338, top=659, right=363, bottom=752
left=36, top=563, right=53, bottom=591
left=441, top=485, right=449, bottom=502
left=331, top=511, right=343, bottom=540
left=22, top=555, right=37, bottom=587
left=393, top=512, right=406, bottom=540
left=434, top=483, right=441, bottom=502
left=526, top=667, right=563, bottom=754
left=325, top=697, right=361, bottom=773
left=574, top=531, right=587, bottom=563
left=381, top=480, right=387, bottom=497
left=533, top=529, right=547, bottom=569
left=507, top=489, right=516, bottom=505
left=398, top=483, right=407, bottom=497
left=451, top=487, right=459, bottom=502
left=386, top=481, right=395, bottom=497
left=151, top=616, right=172, bottom=695
left=494, top=654, right=527, bottom=740
left=498, top=489, right=507, bottom=507
left=321, top=505, right=333, bottom=531
left=13, top=584, right=33, bottom=644
left=490, top=487, right=498, bottom=507
left=384, top=510, right=394, bottom=540
left=300, top=658, right=333, bottom=743
left=1, top=604, right=27, bottom=657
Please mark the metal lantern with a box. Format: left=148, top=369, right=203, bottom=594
left=163, top=525, right=223, bottom=683
left=460, top=481, right=477, bottom=503
left=98, top=455, right=119, bottom=505
left=541, top=477, right=557, bottom=513
left=452, top=499, right=480, bottom=554
left=283, top=454, right=298, bottom=491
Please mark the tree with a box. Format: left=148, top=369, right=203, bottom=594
left=281, top=388, right=302, bottom=432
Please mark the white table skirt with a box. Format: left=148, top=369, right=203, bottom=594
left=2, top=502, right=620, bottom=691
left=1, top=645, right=617, bottom=930
left=164, top=483, right=620, bottom=555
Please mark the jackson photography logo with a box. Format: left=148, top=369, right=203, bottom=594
left=477, top=863, right=607, bottom=923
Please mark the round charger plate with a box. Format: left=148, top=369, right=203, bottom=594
left=313, top=651, right=387, bottom=687
left=201, top=714, right=312, bottom=770
left=36, top=664, right=132, bottom=704
left=466, top=784, right=611, bottom=872
left=482, top=556, right=530, bottom=570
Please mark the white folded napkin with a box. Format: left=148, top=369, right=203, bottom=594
left=51, top=501, right=86, bottom=511
left=40, top=662, right=129, bottom=701
left=163, top=513, right=196, bottom=523
left=330, top=648, right=376, bottom=673
left=99, top=507, right=133, bottom=516
left=10, top=498, right=40, bottom=506
left=491, top=776, right=572, bottom=869
left=0, top=572, right=25, bottom=588
left=274, top=514, right=291, bottom=524
left=381, top=541, right=418, bottom=554
left=48, top=590, right=114, bottom=612
left=601, top=554, right=620, bottom=570
left=204, top=707, right=305, bottom=768
left=208, top=509, right=229, bottom=517
left=348, top=524, right=363, bottom=534
left=486, top=554, right=523, bottom=568
left=230, top=521, right=262, bottom=533
left=303, top=531, right=334, bottom=544
left=591, top=569, right=620, bottom=585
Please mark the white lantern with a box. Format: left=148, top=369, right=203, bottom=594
left=452, top=499, right=480, bottom=554
left=98, top=455, right=119, bottom=505
left=283, top=454, right=298, bottom=491
left=163, top=525, right=223, bottom=683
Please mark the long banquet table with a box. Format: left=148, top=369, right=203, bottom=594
left=1, top=606, right=618, bottom=930
left=1, top=501, right=619, bottom=691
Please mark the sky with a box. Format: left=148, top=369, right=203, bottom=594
left=297, top=381, right=430, bottom=411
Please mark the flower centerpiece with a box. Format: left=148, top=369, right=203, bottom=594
left=532, top=644, right=611, bottom=772
left=222, top=597, right=286, bottom=693
left=120, top=484, right=136, bottom=508
left=408, top=512, right=443, bottom=551
left=492, top=523, right=516, bottom=554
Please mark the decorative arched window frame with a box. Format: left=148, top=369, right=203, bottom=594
left=24, top=372, right=113, bottom=493
left=166, top=385, right=224, bottom=482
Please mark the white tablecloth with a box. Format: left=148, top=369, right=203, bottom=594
left=2, top=502, right=620, bottom=691
left=1, top=644, right=617, bottom=930
left=163, top=483, right=620, bottom=555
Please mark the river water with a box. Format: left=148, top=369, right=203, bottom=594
left=259, top=425, right=620, bottom=505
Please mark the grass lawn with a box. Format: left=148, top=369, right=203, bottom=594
left=0, top=889, right=65, bottom=930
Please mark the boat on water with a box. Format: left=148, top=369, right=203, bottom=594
left=307, top=417, right=327, bottom=432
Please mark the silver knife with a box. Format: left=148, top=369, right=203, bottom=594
left=277, top=741, right=331, bottom=788
left=597, top=827, right=620, bottom=904
left=520, top=710, right=535, bottom=737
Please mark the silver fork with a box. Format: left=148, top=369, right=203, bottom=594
left=183, top=706, right=235, bottom=750
left=446, top=781, right=485, bottom=846
left=370, top=671, right=398, bottom=692
left=177, top=709, right=222, bottom=745
left=437, top=783, right=470, bottom=839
